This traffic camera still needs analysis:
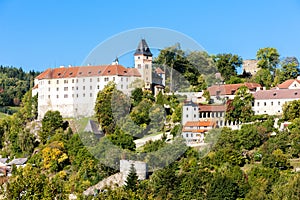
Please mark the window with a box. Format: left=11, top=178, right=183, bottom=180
left=97, top=78, right=100, bottom=82
left=138, top=56, right=140, bottom=59
left=72, top=79, right=75, bottom=83
left=194, top=107, right=196, bottom=111
left=271, top=102, right=273, bottom=106
left=76, top=94, right=78, bottom=98
left=194, top=114, right=196, bottom=118
left=83, top=79, right=85, bottom=82
left=72, top=86, right=74, bottom=90
left=83, top=93, right=85, bottom=97
left=56, top=95, right=59, bottom=98
left=126, top=78, right=128, bottom=82
left=64, top=94, right=68, bottom=98
left=64, top=80, right=68, bottom=84
left=90, top=86, right=92, bottom=90
left=48, top=80, right=51, bottom=84
left=76, top=79, right=78, bottom=83
left=121, top=85, right=123, bottom=89
left=97, top=85, right=100, bottom=89
left=186, top=133, right=188, bottom=137
left=48, top=95, right=50, bottom=99
left=145, top=64, right=149, bottom=69
left=64, top=87, right=68, bottom=91
left=72, top=94, right=74, bottom=98
left=56, top=80, right=59, bottom=84
left=264, top=102, right=266, bottom=106
left=76, top=86, right=78, bottom=90
left=191, top=133, right=193, bottom=137
left=90, top=93, right=92, bottom=97
left=186, top=107, right=188, bottom=111
left=278, top=101, right=281, bottom=105
left=90, top=78, right=92, bottom=82
left=104, top=77, right=109, bottom=82
left=257, top=102, right=259, bottom=106
left=186, top=115, right=188, bottom=118
left=121, top=77, right=123, bottom=81
left=113, top=77, right=115, bottom=81
left=56, top=87, right=59, bottom=91
left=138, top=64, right=141, bottom=69
left=83, top=86, right=85, bottom=90
left=48, top=88, right=50, bottom=92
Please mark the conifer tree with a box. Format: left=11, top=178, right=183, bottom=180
left=125, top=163, right=139, bottom=191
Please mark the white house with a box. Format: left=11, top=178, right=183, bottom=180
left=33, top=39, right=165, bottom=119
left=182, top=120, right=216, bottom=145
left=253, top=89, right=300, bottom=115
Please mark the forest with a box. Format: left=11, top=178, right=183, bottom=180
left=0, top=45, right=300, bottom=199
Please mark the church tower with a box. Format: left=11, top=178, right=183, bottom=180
left=134, top=39, right=153, bottom=89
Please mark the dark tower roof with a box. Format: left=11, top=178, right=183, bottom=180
left=134, top=39, right=153, bottom=56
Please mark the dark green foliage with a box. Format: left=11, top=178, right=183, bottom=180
left=212, top=53, right=243, bottom=81
left=0, top=66, right=39, bottom=107
left=141, top=139, right=166, bottom=153
left=125, top=164, right=139, bottom=192
left=40, top=110, right=64, bottom=143
left=256, top=47, right=280, bottom=74
left=94, top=82, right=117, bottom=134
left=283, top=100, right=300, bottom=121
left=225, top=86, right=254, bottom=123
left=107, top=129, right=136, bottom=151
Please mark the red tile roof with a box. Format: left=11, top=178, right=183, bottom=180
left=253, top=89, right=300, bottom=100
left=198, top=104, right=226, bottom=112
left=35, top=65, right=141, bottom=80
left=277, top=79, right=300, bottom=89
left=182, top=129, right=206, bottom=133
left=184, top=121, right=215, bottom=127
left=208, top=83, right=261, bottom=96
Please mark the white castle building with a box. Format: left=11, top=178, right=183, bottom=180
left=33, top=39, right=165, bottom=119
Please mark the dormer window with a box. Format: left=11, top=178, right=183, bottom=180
left=273, top=93, right=277, bottom=96
left=58, top=73, right=61, bottom=76
left=79, top=72, right=82, bottom=75
left=108, top=70, right=111, bottom=73
left=88, top=71, right=92, bottom=74
left=69, top=72, right=73, bottom=75
left=295, top=92, right=298, bottom=95
left=124, top=70, right=127, bottom=73
left=98, top=70, right=101, bottom=74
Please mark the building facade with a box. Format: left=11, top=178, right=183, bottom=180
left=33, top=39, right=164, bottom=119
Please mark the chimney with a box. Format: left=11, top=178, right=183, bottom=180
left=59, top=65, right=64, bottom=68
left=256, top=87, right=260, bottom=91
left=263, top=87, right=266, bottom=90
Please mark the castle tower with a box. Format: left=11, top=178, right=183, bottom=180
left=134, top=39, right=153, bottom=89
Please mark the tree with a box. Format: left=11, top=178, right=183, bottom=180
left=279, top=57, right=300, bottom=82
left=225, top=86, right=254, bottom=123
left=94, top=82, right=117, bottom=134
left=252, top=68, right=273, bottom=88
left=282, top=100, right=300, bottom=121
left=256, top=47, right=280, bottom=75
left=131, top=88, right=144, bottom=107
left=125, top=164, right=139, bottom=191
left=212, top=53, right=243, bottom=82
left=40, top=110, right=64, bottom=143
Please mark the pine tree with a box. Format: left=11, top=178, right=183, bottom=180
left=125, top=163, right=139, bottom=191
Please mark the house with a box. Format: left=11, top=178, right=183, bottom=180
left=182, top=100, right=226, bottom=126
left=253, top=89, right=300, bottom=115
left=0, top=158, right=8, bottom=167
left=182, top=120, right=216, bottom=145
left=7, top=158, right=28, bottom=168
left=275, top=78, right=300, bottom=89
left=84, top=119, right=104, bottom=139
left=207, top=82, right=261, bottom=103
left=33, top=39, right=165, bottom=119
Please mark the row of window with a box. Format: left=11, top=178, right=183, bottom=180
left=186, top=112, right=225, bottom=119
left=41, top=93, right=94, bottom=99
left=256, top=101, right=281, bottom=106
left=44, top=76, right=130, bottom=85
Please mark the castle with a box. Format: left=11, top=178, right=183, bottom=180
left=33, top=39, right=165, bottom=119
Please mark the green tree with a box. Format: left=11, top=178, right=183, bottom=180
left=40, top=110, right=64, bottom=143
left=252, top=68, right=273, bottom=88
left=279, top=57, right=300, bottom=82
left=256, top=47, right=280, bottom=75
left=212, top=53, right=243, bottom=82
left=282, top=100, right=300, bottom=121
left=131, top=88, right=144, bottom=107
left=225, top=86, right=254, bottom=123
left=94, top=82, right=117, bottom=134
left=125, top=164, right=139, bottom=192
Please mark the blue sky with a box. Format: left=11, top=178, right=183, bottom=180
left=1, top=0, right=300, bottom=72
